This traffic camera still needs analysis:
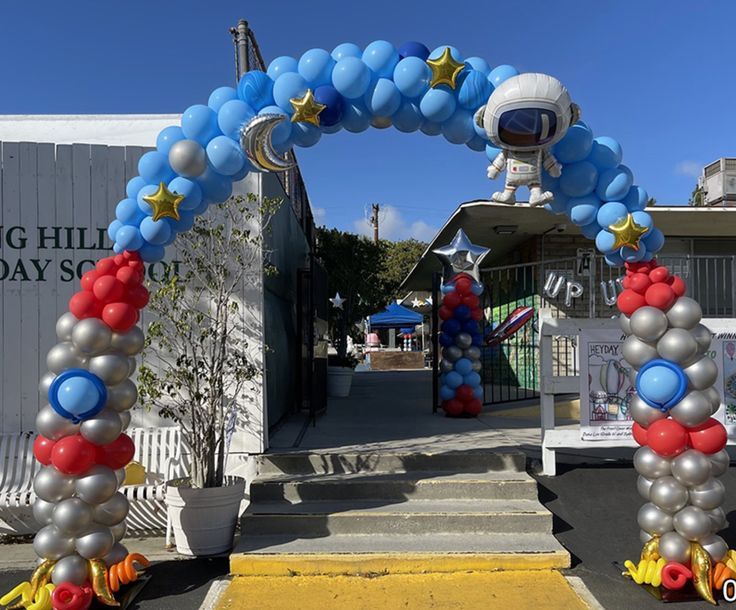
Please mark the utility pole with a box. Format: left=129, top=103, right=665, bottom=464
left=370, top=203, right=380, bottom=244
left=229, top=19, right=249, bottom=80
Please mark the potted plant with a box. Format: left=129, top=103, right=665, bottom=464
left=327, top=352, right=358, bottom=397
left=138, top=194, right=278, bottom=556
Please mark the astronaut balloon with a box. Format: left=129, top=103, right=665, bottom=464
left=475, top=73, right=579, bottom=206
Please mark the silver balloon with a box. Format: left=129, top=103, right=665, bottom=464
left=52, top=498, right=93, bottom=536
left=71, top=318, right=112, bottom=356
left=629, top=394, right=666, bottom=427
left=114, top=468, right=126, bottom=486
left=111, top=325, right=145, bottom=356
left=670, top=390, right=713, bottom=428
left=707, top=507, right=728, bottom=532
left=32, top=498, right=55, bottom=526
left=110, top=521, right=127, bottom=543
left=51, top=553, right=89, bottom=586
left=55, top=312, right=79, bottom=342
left=683, top=357, right=718, bottom=391
left=118, top=410, right=131, bottom=431
left=106, top=379, right=138, bottom=412
left=703, top=386, right=722, bottom=415
left=637, top=475, right=654, bottom=500
left=649, top=476, right=688, bottom=514
left=700, top=533, right=728, bottom=562
left=657, top=328, right=699, bottom=364
left=371, top=116, right=392, bottom=129
left=80, top=408, right=123, bottom=445
left=464, top=347, right=481, bottom=360
left=33, top=525, right=75, bottom=560
left=240, top=114, right=295, bottom=172
left=104, top=542, right=129, bottom=567
left=75, top=465, right=118, bottom=505
left=692, top=324, right=713, bottom=354
left=671, top=449, right=712, bottom=487
left=659, top=531, right=691, bottom=563
left=689, top=478, right=726, bottom=510
left=46, top=341, right=86, bottom=374
left=673, top=505, right=711, bottom=541
left=619, top=313, right=632, bottom=335
left=666, top=297, right=702, bottom=330
left=455, top=333, right=472, bottom=349
left=709, top=449, right=730, bottom=477
left=93, top=493, right=130, bottom=526
left=38, top=372, right=56, bottom=399
left=168, top=139, right=207, bottom=177
left=33, top=466, right=76, bottom=502
left=127, top=357, right=137, bottom=377
left=36, top=405, right=80, bottom=440
left=75, top=525, right=114, bottom=560
left=471, top=360, right=482, bottom=373
left=630, top=306, right=669, bottom=342
left=640, top=529, right=653, bottom=544
left=439, top=359, right=454, bottom=373
left=88, top=353, right=130, bottom=386
left=637, top=502, right=674, bottom=536
left=622, top=336, right=658, bottom=369
left=443, top=346, right=462, bottom=362
left=634, top=447, right=672, bottom=479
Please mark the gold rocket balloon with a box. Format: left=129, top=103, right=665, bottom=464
left=640, top=536, right=660, bottom=562
left=9, top=559, right=56, bottom=610
left=691, top=542, right=717, bottom=606
left=89, top=558, right=120, bottom=607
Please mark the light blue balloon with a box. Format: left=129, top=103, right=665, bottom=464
left=471, top=282, right=484, bottom=296
left=362, top=40, right=399, bottom=78
left=126, top=176, right=147, bottom=200
left=466, top=134, right=486, bottom=151
left=138, top=242, right=166, bottom=263
left=168, top=177, right=202, bottom=212
left=167, top=210, right=195, bottom=233
left=559, top=161, right=598, bottom=197
left=445, top=371, right=463, bottom=389
left=441, top=284, right=455, bottom=294
left=596, top=165, right=634, bottom=201
left=57, top=377, right=101, bottom=416
left=112, top=243, right=124, bottom=254
left=138, top=151, right=174, bottom=184
left=638, top=366, right=682, bottom=404
left=206, top=136, right=246, bottom=176
left=597, top=202, right=629, bottom=228
left=107, top=220, right=122, bottom=241
left=230, top=160, right=253, bottom=182
left=632, top=210, right=654, bottom=231
left=197, top=168, right=233, bottom=205
left=136, top=184, right=159, bottom=215
left=554, top=123, right=593, bottom=164
left=621, top=242, right=647, bottom=262
left=420, top=88, right=456, bottom=123
left=267, top=56, right=298, bottom=80
left=595, top=230, right=617, bottom=253
left=623, top=185, right=649, bottom=212
left=332, top=57, right=371, bottom=99
left=217, top=99, right=255, bottom=140
left=442, top=109, right=474, bottom=144
left=485, top=144, right=502, bottom=161
left=291, top=122, right=322, bottom=147
left=454, top=358, right=473, bottom=375
left=116, top=198, right=144, bottom=226
left=321, top=123, right=342, bottom=134
left=342, top=102, right=371, bottom=133
left=331, top=42, right=362, bottom=61
left=208, top=87, right=238, bottom=112
left=544, top=192, right=569, bottom=215
left=473, top=386, right=484, bottom=400
left=392, top=100, right=423, bottom=133
left=580, top=221, right=602, bottom=240
left=463, top=372, right=481, bottom=387
left=464, top=56, right=491, bottom=75
left=457, top=70, right=493, bottom=110
left=393, top=57, right=431, bottom=98
left=364, top=78, right=401, bottom=116
left=645, top=228, right=665, bottom=253
left=440, top=385, right=456, bottom=401
left=488, top=64, right=518, bottom=87
left=258, top=105, right=293, bottom=145
left=114, top=225, right=144, bottom=251
left=298, top=49, right=335, bottom=88
left=140, top=216, right=172, bottom=246
left=181, top=105, right=220, bottom=145
left=605, top=250, right=625, bottom=267
left=429, top=45, right=464, bottom=62
left=588, top=136, right=622, bottom=170
left=238, top=71, right=275, bottom=111
left=156, top=126, right=184, bottom=155
left=566, top=195, right=601, bottom=226
left=272, top=72, right=308, bottom=111
left=420, top=120, right=442, bottom=136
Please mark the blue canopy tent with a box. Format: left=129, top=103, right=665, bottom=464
left=368, top=301, right=423, bottom=329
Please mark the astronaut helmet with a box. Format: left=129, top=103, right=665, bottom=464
left=476, top=73, right=579, bottom=152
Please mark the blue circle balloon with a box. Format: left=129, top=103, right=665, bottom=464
left=362, top=40, right=400, bottom=78
left=206, top=135, right=245, bottom=176
left=393, top=57, right=431, bottom=98
left=138, top=242, right=166, bottom=263
left=597, top=202, right=629, bottom=228
left=238, top=71, right=275, bottom=111
left=393, top=100, right=423, bottom=133
left=580, top=221, right=602, bottom=240
left=473, top=386, right=484, bottom=400
left=364, top=78, right=401, bottom=116
left=445, top=371, right=463, bottom=389
left=464, top=56, right=492, bottom=75
left=463, top=372, right=481, bottom=387
left=398, top=41, right=430, bottom=61
left=429, top=45, right=464, bottom=62
left=554, top=123, right=593, bottom=164
left=258, top=105, right=293, bottom=145
left=291, top=122, right=322, bottom=147
left=140, top=216, right=172, bottom=246
left=488, top=64, right=518, bottom=86
left=267, top=56, right=298, bottom=80
left=636, top=359, right=688, bottom=411
left=485, top=144, right=502, bottom=161
left=632, top=210, right=654, bottom=231
left=332, top=57, right=372, bottom=99
left=115, top=225, right=144, bottom=251
left=420, top=88, right=456, bottom=123
left=623, top=185, right=649, bottom=212
left=595, top=230, right=617, bottom=254
left=588, top=136, right=623, bottom=170
left=442, top=319, right=461, bottom=336
left=116, top=197, right=145, bottom=226
left=197, top=168, right=233, bottom=205
left=439, top=332, right=453, bottom=347
left=442, top=109, right=474, bottom=145
left=126, top=176, right=148, bottom=200
left=559, top=161, right=599, bottom=197
left=457, top=70, right=492, bottom=110
left=645, top=228, right=665, bottom=253
left=112, top=243, right=124, bottom=254
left=596, top=165, right=634, bottom=201
left=298, top=49, right=335, bottom=88
left=331, top=42, right=362, bottom=61
left=312, top=86, right=344, bottom=126
left=49, top=369, right=107, bottom=423
left=621, top=242, right=647, bottom=263
left=138, top=151, right=174, bottom=185
left=566, top=195, right=601, bottom=226
left=605, top=250, right=625, bottom=267
left=440, top=385, right=456, bottom=400
left=454, top=358, right=473, bottom=375
left=156, top=126, right=185, bottom=155
left=545, top=192, right=569, bottom=215
left=441, top=284, right=455, bottom=295
left=342, top=101, right=372, bottom=133
left=466, top=135, right=486, bottom=151
left=208, top=86, right=238, bottom=113
left=462, top=319, right=479, bottom=334
left=273, top=72, right=308, bottom=111
left=454, top=305, right=470, bottom=320
left=107, top=220, right=122, bottom=241
left=136, top=184, right=158, bottom=215
left=471, top=282, right=484, bottom=296
left=168, top=177, right=202, bottom=212
left=420, top=120, right=442, bottom=136
left=181, top=105, right=220, bottom=145
left=217, top=99, right=255, bottom=140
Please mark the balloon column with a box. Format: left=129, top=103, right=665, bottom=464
left=433, top=230, right=489, bottom=417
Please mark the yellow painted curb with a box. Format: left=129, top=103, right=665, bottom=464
left=492, top=399, right=580, bottom=420
left=230, top=551, right=570, bottom=576
left=216, top=570, right=590, bottom=610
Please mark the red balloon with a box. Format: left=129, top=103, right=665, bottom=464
left=126, top=285, right=150, bottom=309
left=443, top=292, right=461, bottom=309
left=454, top=278, right=472, bottom=296
left=95, top=257, right=117, bottom=276
left=33, top=435, right=56, bottom=465
left=621, top=276, right=632, bottom=289
left=439, top=306, right=453, bottom=321
left=470, top=309, right=483, bottom=321
left=116, top=266, right=142, bottom=288
left=647, top=419, right=688, bottom=458
left=69, top=291, right=102, bottom=320
left=617, top=289, right=647, bottom=316
left=455, top=385, right=475, bottom=404
left=102, top=302, right=138, bottom=332
left=124, top=250, right=142, bottom=262
left=462, top=295, right=480, bottom=309
left=51, top=435, right=97, bottom=475
left=101, top=433, right=135, bottom=469
left=649, top=267, right=670, bottom=284
left=465, top=399, right=482, bottom=416
left=669, top=276, right=687, bottom=297
left=688, top=418, right=727, bottom=454
left=93, top=276, right=125, bottom=304
left=442, top=399, right=464, bottom=417
left=631, top=422, right=648, bottom=446
left=80, top=270, right=99, bottom=292
left=113, top=254, right=126, bottom=267
left=629, top=273, right=652, bottom=295
left=645, top=283, right=676, bottom=310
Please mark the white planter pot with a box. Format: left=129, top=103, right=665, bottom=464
left=165, top=475, right=245, bottom=556
left=327, top=366, right=354, bottom=397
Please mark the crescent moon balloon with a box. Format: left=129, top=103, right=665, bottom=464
left=240, top=114, right=295, bottom=173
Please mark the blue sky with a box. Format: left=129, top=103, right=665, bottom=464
left=1, top=1, right=734, bottom=241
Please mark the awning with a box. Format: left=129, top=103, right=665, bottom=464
left=369, top=301, right=423, bottom=329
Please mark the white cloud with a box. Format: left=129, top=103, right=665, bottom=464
left=675, top=160, right=703, bottom=178
left=312, top=207, right=327, bottom=226
left=352, top=205, right=438, bottom=242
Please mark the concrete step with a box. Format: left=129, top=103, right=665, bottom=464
left=250, top=470, right=539, bottom=502
left=241, top=498, right=552, bottom=536
left=257, top=450, right=527, bottom=476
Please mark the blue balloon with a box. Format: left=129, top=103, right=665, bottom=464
left=217, top=99, right=255, bottom=140
left=107, top=220, right=122, bottom=241
left=457, top=70, right=492, bottom=110
left=114, top=225, right=144, bottom=251
left=420, top=88, right=456, bottom=123
left=429, top=45, right=463, bottom=62
left=138, top=151, right=174, bottom=184
left=126, top=176, right=147, bottom=200
left=272, top=72, right=308, bottom=111
left=208, top=86, right=238, bottom=113
left=454, top=358, right=473, bottom=375
left=197, top=168, right=233, bottom=205
left=445, top=371, right=463, bottom=389
left=136, top=184, right=159, bottom=215
left=473, top=118, right=490, bottom=141
left=595, top=230, right=617, bottom=254
left=440, top=385, right=456, bottom=401
left=605, top=250, right=625, bottom=267
left=312, top=85, right=344, bottom=127
left=471, top=333, right=483, bottom=347
left=597, top=202, right=629, bottom=228
left=181, top=105, right=220, bottom=145
left=116, top=198, right=145, bottom=226
left=636, top=360, right=688, bottom=411
left=580, top=221, right=602, bottom=240
left=392, top=100, right=423, bottom=133
left=331, top=42, right=362, bottom=61
left=112, top=243, right=124, bottom=254
left=464, top=56, right=492, bottom=75
left=298, top=49, right=335, bottom=88
left=398, top=41, right=430, bottom=60
left=485, top=144, right=502, bottom=161
left=342, top=101, right=372, bottom=133
left=596, top=165, right=634, bottom=201
left=454, top=305, right=470, bottom=320
left=332, top=57, right=372, bottom=99
left=167, top=209, right=196, bottom=233
left=559, top=161, right=598, bottom=197
left=238, top=71, right=275, bottom=111
left=463, top=372, right=481, bottom=387
left=267, top=56, right=298, bottom=80
left=471, top=282, right=484, bottom=296
left=442, top=319, right=461, bottom=336
left=462, top=320, right=479, bottom=334
left=140, top=216, right=172, bottom=246
left=138, top=242, right=166, bottom=263
left=554, top=123, right=593, bottom=164
left=488, top=64, right=518, bottom=87
left=621, top=242, right=647, bottom=263
left=206, top=135, right=246, bottom=176
left=167, top=177, right=202, bottom=212
left=156, top=126, right=185, bottom=155
left=50, top=370, right=106, bottom=422
left=623, top=185, right=649, bottom=212
left=632, top=210, right=654, bottom=231
left=466, top=135, right=486, bottom=151
left=364, top=78, right=401, bottom=116
left=420, top=120, right=442, bottom=136
left=473, top=386, right=484, bottom=400
left=442, top=109, right=474, bottom=145
left=645, top=228, right=665, bottom=253
left=291, top=122, right=322, bottom=147
left=257, top=105, right=292, bottom=146
left=393, top=57, right=431, bottom=98
left=588, top=136, right=623, bottom=170
left=439, top=332, right=453, bottom=347
left=441, top=284, right=455, bottom=295
left=544, top=192, right=569, bottom=215
left=362, top=40, right=399, bottom=78
left=566, top=195, right=601, bottom=226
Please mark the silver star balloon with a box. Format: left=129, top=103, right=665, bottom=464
left=411, top=298, right=423, bottom=308
left=329, top=292, right=346, bottom=309
left=432, top=229, right=490, bottom=282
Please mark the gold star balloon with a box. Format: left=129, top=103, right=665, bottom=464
left=142, top=182, right=185, bottom=222
left=290, top=89, right=326, bottom=126
left=609, top=214, right=649, bottom=250
left=426, top=47, right=465, bottom=89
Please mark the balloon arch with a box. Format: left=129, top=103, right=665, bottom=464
left=6, top=40, right=729, bottom=607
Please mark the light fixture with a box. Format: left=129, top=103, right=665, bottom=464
left=493, top=225, right=518, bottom=235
